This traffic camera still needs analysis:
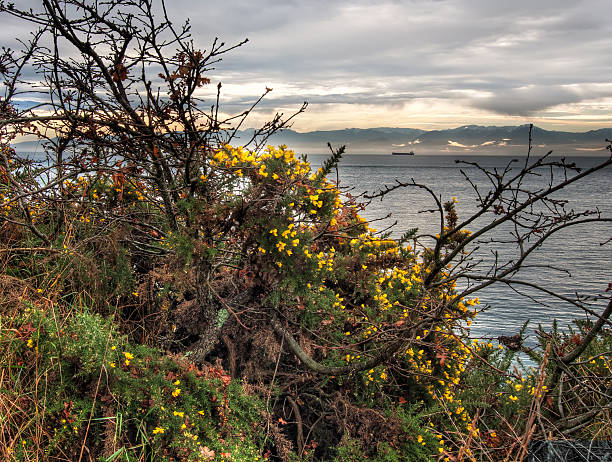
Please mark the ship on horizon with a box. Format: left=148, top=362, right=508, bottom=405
left=391, top=150, right=415, bottom=156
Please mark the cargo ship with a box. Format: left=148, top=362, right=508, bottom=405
left=391, top=151, right=414, bottom=156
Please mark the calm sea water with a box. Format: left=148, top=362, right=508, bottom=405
left=307, top=153, right=612, bottom=344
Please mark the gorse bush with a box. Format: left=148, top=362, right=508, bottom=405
left=0, top=139, right=482, bottom=459
left=1, top=1, right=611, bottom=460
left=2, top=139, right=611, bottom=461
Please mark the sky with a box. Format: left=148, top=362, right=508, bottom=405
left=4, top=0, right=612, bottom=132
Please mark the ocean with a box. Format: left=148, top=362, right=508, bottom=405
left=307, top=153, right=612, bottom=346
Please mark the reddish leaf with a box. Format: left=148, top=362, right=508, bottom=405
left=112, top=63, right=128, bottom=82
left=220, top=374, right=231, bottom=386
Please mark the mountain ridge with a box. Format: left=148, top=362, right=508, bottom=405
left=255, top=124, right=612, bottom=154
left=11, top=125, right=612, bottom=155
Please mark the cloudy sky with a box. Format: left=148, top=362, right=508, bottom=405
left=174, top=0, right=612, bottom=132
left=5, top=0, right=612, bottom=132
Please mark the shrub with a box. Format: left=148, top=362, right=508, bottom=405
left=0, top=300, right=266, bottom=461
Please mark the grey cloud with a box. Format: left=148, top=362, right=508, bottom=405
left=471, top=86, right=583, bottom=116
left=470, top=83, right=612, bottom=116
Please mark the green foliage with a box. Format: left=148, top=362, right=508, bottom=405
left=1, top=139, right=610, bottom=461
left=330, top=405, right=438, bottom=462
left=332, top=409, right=436, bottom=462
left=0, top=303, right=266, bottom=461
left=313, top=144, right=345, bottom=187
left=2, top=137, right=611, bottom=461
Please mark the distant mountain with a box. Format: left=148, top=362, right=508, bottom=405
left=254, top=124, right=612, bottom=155
left=241, top=127, right=428, bottom=153
left=12, top=125, right=612, bottom=156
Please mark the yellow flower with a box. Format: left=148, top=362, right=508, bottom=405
left=173, top=379, right=180, bottom=385
left=26, top=339, right=34, bottom=348
left=152, top=427, right=165, bottom=434
left=172, top=388, right=181, bottom=397
left=173, top=411, right=184, bottom=417
left=123, top=352, right=134, bottom=360
left=109, top=362, right=116, bottom=368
